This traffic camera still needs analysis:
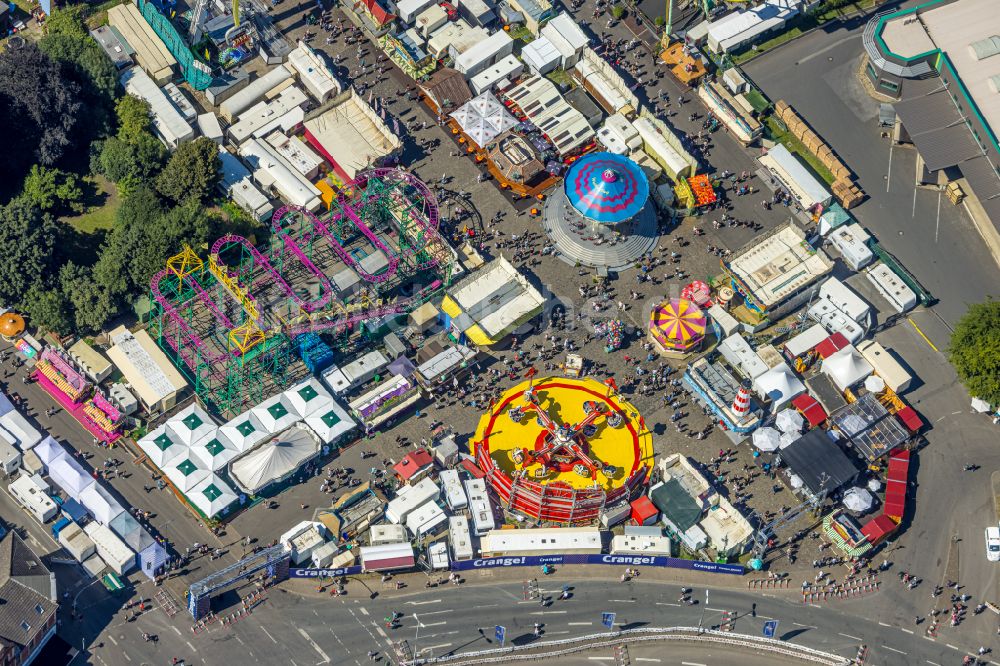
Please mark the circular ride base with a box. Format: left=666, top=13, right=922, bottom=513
left=474, top=377, right=654, bottom=493
left=542, top=193, right=659, bottom=273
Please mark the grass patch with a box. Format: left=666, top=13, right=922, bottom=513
left=506, top=24, right=533, bottom=43
left=62, top=175, right=119, bottom=234
left=743, top=89, right=770, bottom=114
left=545, top=67, right=574, bottom=90
left=764, top=116, right=837, bottom=185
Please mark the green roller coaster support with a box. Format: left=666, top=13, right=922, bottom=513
left=137, top=0, right=214, bottom=90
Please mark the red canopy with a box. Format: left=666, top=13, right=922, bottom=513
left=895, top=406, right=924, bottom=433
left=790, top=393, right=828, bottom=427
left=815, top=333, right=850, bottom=359
left=630, top=496, right=658, bottom=525
left=460, top=458, right=486, bottom=479
left=392, top=449, right=434, bottom=480
left=861, top=514, right=898, bottom=545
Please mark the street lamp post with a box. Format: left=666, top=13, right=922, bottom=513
left=698, top=589, right=708, bottom=635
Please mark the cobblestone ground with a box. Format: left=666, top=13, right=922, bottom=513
left=218, top=0, right=843, bottom=572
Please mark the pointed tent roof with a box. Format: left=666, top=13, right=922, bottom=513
left=138, top=424, right=186, bottom=467
left=822, top=345, right=874, bottom=391
left=450, top=92, right=519, bottom=148
left=165, top=404, right=217, bottom=448
left=251, top=393, right=300, bottom=434
left=218, top=411, right=271, bottom=453
left=78, top=483, right=125, bottom=525
left=33, top=436, right=66, bottom=467
left=752, top=362, right=805, bottom=408
left=189, top=474, right=239, bottom=518
left=189, top=434, right=240, bottom=472
left=285, top=378, right=335, bottom=419
left=164, top=451, right=211, bottom=493
left=47, top=456, right=95, bottom=500
left=303, top=399, right=357, bottom=445
left=229, top=425, right=321, bottom=495
left=564, top=152, right=649, bottom=224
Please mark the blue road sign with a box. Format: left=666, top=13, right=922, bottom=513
left=601, top=612, right=616, bottom=630
left=495, top=625, right=506, bottom=646
left=762, top=620, right=779, bottom=638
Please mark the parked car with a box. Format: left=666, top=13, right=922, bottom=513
left=986, top=526, right=1000, bottom=562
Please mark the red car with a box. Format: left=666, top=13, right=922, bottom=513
left=439, top=1, right=458, bottom=20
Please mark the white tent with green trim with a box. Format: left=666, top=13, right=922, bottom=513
left=189, top=474, right=239, bottom=518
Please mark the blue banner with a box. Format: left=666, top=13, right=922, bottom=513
left=287, top=555, right=743, bottom=578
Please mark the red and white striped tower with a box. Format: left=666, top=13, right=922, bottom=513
left=731, top=380, right=752, bottom=420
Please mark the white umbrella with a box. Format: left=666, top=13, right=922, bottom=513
left=867, top=478, right=882, bottom=492
left=775, top=408, right=804, bottom=434
left=972, top=397, right=992, bottom=413
left=779, top=431, right=799, bottom=449
left=752, top=427, right=781, bottom=452
left=864, top=375, right=886, bottom=393
left=842, top=487, right=874, bottom=512
left=789, top=473, right=804, bottom=489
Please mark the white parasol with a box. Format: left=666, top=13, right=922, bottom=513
left=789, top=474, right=804, bottom=489
left=779, top=431, right=799, bottom=449
left=842, top=487, right=874, bottom=512
left=867, top=478, right=882, bottom=492
left=864, top=375, right=886, bottom=393
left=972, top=397, right=992, bottom=414
left=775, top=408, right=805, bottom=434
left=752, top=427, right=781, bottom=452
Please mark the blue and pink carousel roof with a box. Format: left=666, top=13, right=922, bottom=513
left=564, top=152, right=650, bottom=225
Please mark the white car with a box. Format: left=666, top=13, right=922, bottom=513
left=986, top=526, right=1000, bottom=562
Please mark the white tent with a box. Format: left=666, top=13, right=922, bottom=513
left=971, top=397, right=992, bottom=413
left=33, top=436, right=67, bottom=467
left=189, top=474, right=239, bottom=518
left=821, top=345, right=873, bottom=392
left=48, top=456, right=95, bottom=500
left=752, top=363, right=805, bottom=409
left=285, top=378, right=335, bottom=419
left=165, top=404, right=217, bottom=447
left=0, top=411, right=42, bottom=449
left=230, top=425, right=320, bottom=494
left=842, top=487, right=874, bottom=512
left=79, top=482, right=126, bottom=525
left=138, top=425, right=186, bottom=468
left=789, top=473, right=804, bottom=489
left=218, top=411, right=271, bottom=453
left=864, top=375, right=886, bottom=393
left=867, top=478, right=882, bottom=492
left=190, top=434, right=240, bottom=472
left=164, top=452, right=211, bottom=493
left=304, top=402, right=357, bottom=445
left=251, top=394, right=300, bottom=434
left=779, top=431, right=799, bottom=449
left=752, top=427, right=781, bottom=452
left=450, top=92, right=519, bottom=148
left=775, top=408, right=804, bottom=434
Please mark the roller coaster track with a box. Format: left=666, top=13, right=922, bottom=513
left=149, top=270, right=229, bottom=370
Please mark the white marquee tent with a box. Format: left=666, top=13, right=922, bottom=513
left=33, top=436, right=67, bottom=467
left=189, top=474, right=239, bottom=518
left=821, top=345, right=874, bottom=392
left=752, top=427, right=781, bottom=452
left=79, top=483, right=126, bottom=525
left=251, top=394, right=301, bottom=434
left=190, top=434, right=240, bottom=472
left=230, top=425, right=320, bottom=495
left=218, top=412, right=271, bottom=454
left=752, top=362, right=805, bottom=409
left=450, top=92, right=519, bottom=148
left=285, top=378, right=335, bottom=419
left=165, top=404, right=217, bottom=447
left=48, top=456, right=95, bottom=500
left=138, top=425, right=186, bottom=468
left=164, top=452, right=212, bottom=493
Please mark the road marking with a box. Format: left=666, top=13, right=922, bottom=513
left=878, top=622, right=891, bottom=627
left=235, top=636, right=245, bottom=645
left=839, top=633, right=862, bottom=641
left=609, top=599, right=635, bottom=603
left=792, top=622, right=815, bottom=628
left=882, top=646, right=907, bottom=655
left=298, top=628, right=330, bottom=664
left=681, top=662, right=707, bottom=666
left=934, top=189, right=942, bottom=243
left=108, top=636, right=118, bottom=646
left=947, top=644, right=959, bottom=650
left=886, top=143, right=893, bottom=192
left=707, top=607, right=726, bottom=612
left=422, top=643, right=452, bottom=651
left=473, top=604, right=499, bottom=609
left=569, top=622, right=593, bottom=625
left=655, top=602, right=681, bottom=607
left=530, top=610, right=567, bottom=615
left=359, top=607, right=369, bottom=616
left=901, top=628, right=914, bottom=634
left=588, top=658, right=614, bottom=661
left=407, top=599, right=442, bottom=605
left=635, top=660, right=662, bottom=663
left=912, top=185, right=918, bottom=218
left=547, top=630, right=571, bottom=635
left=187, top=641, right=196, bottom=653
left=909, top=317, right=940, bottom=352
left=171, top=626, right=182, bottom=636
left=418, top=609, right=454, bottom=616
left=123, top=652, right=131, bottom=662
left=261, top=626, right=278, bottom=644
left=927, top=661, right=941, bottom=666
left=417, top=621, right=447, bottom=628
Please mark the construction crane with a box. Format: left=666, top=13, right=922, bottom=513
left=665, top=0, right=714, bottom=38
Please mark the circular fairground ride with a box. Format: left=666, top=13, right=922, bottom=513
left=473, top=371, right=654, bottom=525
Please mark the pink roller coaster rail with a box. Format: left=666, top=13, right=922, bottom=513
left=150, top=269, right=229, bottom=374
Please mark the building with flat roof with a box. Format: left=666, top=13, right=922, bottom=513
left=239, top=137, right=322, bottom=211
left=723, top=221, right=834, bottom=317
left=863, top=0, right=1000, bottom=229
left=107, top=3, right=175, bottom=84
left=503, top=75, right=595, bottom=157
left=227, top=87, right=309, bottom=146
left=120, top=68, right=194, bottom=150
left=480, top=527, right=603, bottom=556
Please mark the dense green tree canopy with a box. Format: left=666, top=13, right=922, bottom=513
left=950, top=300, right=1000, bottom=405
left=21, top=285, right=72, bottom=336
left=156, top=138, right=222, bottom=204
left=22, top=166, right=84, bottom=214
left=0, top=198, right=60, bottom=308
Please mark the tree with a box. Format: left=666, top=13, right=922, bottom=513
left=43, top=5, right=90, bottom=39
left=22, top=165, right=84, bottom=213
left=0, top=198, right=60, bottom=307
left=156, top=138, right=222, bottom=204
left=96, top=134, right=166, bottom=187
left=116, top=95, right=156, bottom=143
left=94, top=187, right=168, bottom=298
left=0, top=42, right=82, bottom=166
left=950, top=300, right=1000, bottom=405
left=610, top=4, right=626, bottom=19
left=59, top=262, right=119, bottom=333
left=21, top=284, right=73, bottom=336
left=160, top=197, right=213, bottom=244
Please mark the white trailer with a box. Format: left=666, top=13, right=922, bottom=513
left=865, top=262, right=917, bottom=314
left=464, top=478, right=495, bottom=536
left=439, top=469, right=468, bottom=511
left=9, top=474, right=56, bottom=523
left=385, top=478, right=439, bottom=524
left=84, top=522, right=135, bottom=575
left=449, top=515, right=473, bottom=560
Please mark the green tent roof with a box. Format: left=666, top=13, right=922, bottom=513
left=649, top=478, right=702, bottom=532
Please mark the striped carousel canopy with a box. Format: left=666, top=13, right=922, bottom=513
left=649, top=298, right=707, bottom=351
left=564, top=152, right=649, bottom=224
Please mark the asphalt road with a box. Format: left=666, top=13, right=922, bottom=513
left=741, top=7, right=1000, bottom=326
